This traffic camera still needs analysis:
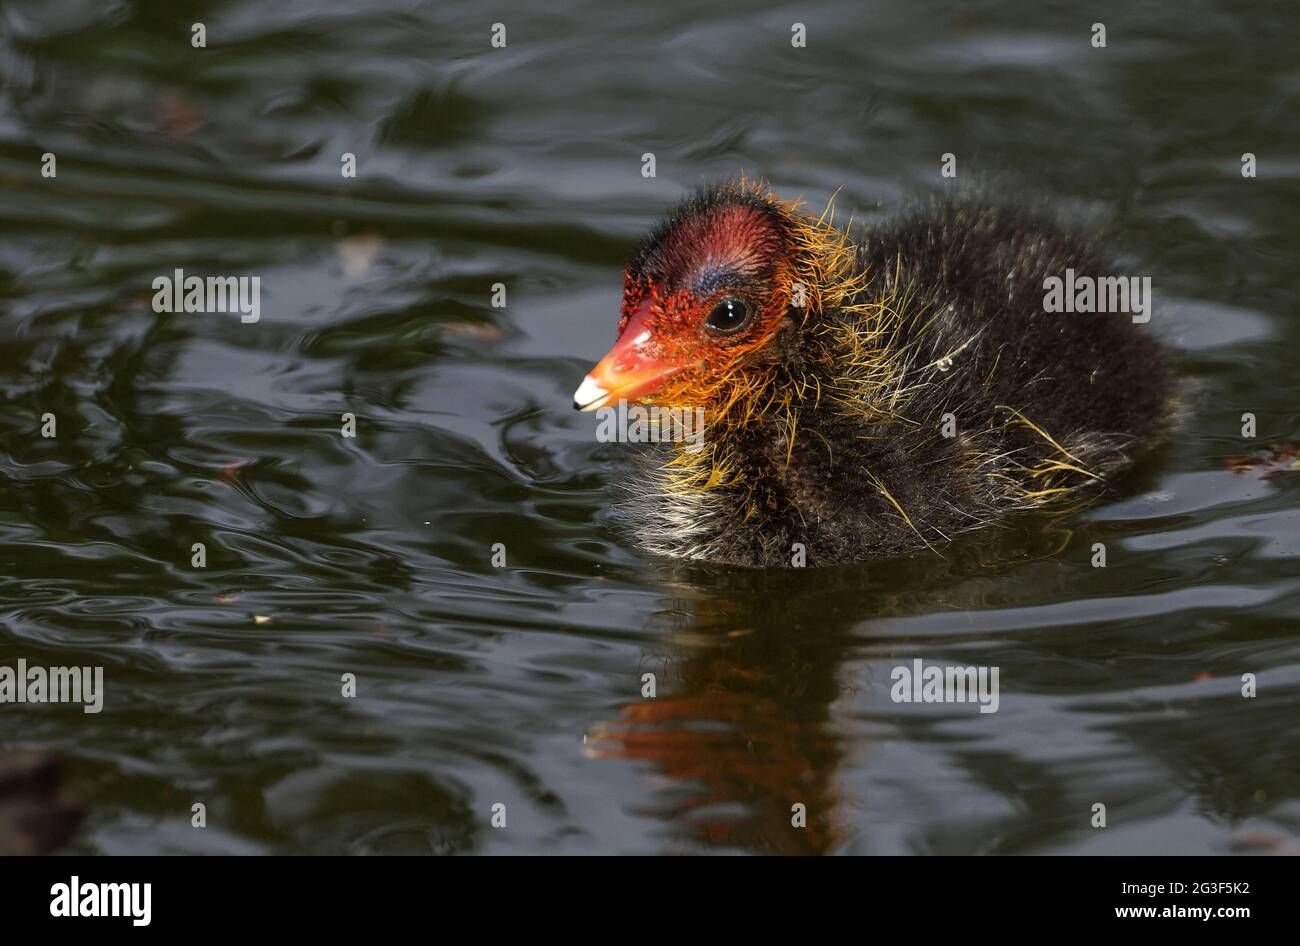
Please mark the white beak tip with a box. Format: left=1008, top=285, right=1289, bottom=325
left=572, top=375, right=608, bottom=411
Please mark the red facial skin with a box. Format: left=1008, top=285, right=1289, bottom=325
left=576, top=204, right=794, bottom=411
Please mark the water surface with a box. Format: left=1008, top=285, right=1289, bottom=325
left=1, top=0, right=1298, bottom=854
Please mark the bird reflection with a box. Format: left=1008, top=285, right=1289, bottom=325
left=587, top=566, right=869, bottom=854
left=585, top=519, right=1112, bottom=854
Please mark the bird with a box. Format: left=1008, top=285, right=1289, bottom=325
left=573, top=178, right=1171, bottom=567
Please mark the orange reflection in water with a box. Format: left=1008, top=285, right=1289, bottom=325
left=590, top=627, right=850, bottom=854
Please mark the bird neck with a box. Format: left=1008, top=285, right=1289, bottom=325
left=656, top=294, right=910, bottom=503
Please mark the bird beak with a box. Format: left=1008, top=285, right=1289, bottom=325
left=573, top=305, right=683, bottom=411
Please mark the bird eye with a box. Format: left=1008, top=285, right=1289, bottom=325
left=704, top=298, right=753, bottom=334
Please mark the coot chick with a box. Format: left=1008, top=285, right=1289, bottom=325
left=574, top=179, right=1170, bottom=567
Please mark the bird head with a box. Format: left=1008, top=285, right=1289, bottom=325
left=574, top=180, right=863, bottom=421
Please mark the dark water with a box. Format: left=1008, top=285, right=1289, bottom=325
left=1, top=0, right=1298, bottom=854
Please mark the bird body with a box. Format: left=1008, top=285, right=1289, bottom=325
left=575, top=180, right=1170, bottom=567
